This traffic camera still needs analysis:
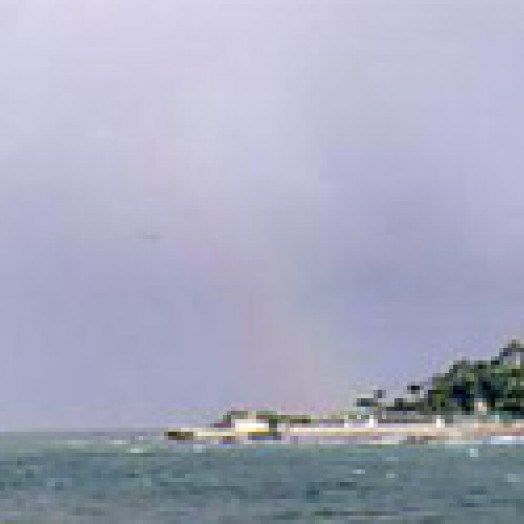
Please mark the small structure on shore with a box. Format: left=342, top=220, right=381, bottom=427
left=230, top=413, right=272, bottom=436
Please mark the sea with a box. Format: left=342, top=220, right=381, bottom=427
left=0, top=432, right=523, bottom=523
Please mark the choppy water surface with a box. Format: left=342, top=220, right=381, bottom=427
left=0, top=433, right=523, bottom=522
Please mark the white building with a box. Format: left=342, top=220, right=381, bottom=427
left=232, top=417, right=270, bottom=435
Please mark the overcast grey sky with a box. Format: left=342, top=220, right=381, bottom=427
left=1, top=0, right=524, bottom=429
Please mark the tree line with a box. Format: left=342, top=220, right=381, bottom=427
left=358, top=340, right=524, bottom=418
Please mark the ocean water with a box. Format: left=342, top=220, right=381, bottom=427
left=0, top=433, right=523, bottom=523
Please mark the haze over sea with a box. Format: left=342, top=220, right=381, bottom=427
left=1, top=432, right=523, bottom=523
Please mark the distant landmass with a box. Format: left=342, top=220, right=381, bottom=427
left=166, top=339, right=524, bottom=444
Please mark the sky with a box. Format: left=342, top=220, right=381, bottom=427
left=1, top=0, right=524, bottom=430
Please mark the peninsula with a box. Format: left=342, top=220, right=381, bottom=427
left=165, top=340, right=524, bottom=445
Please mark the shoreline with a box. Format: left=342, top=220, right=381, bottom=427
left=165, top=420, right=524, bottom=445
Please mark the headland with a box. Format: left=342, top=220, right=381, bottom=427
left=165, top=339, right=524, bottom=445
